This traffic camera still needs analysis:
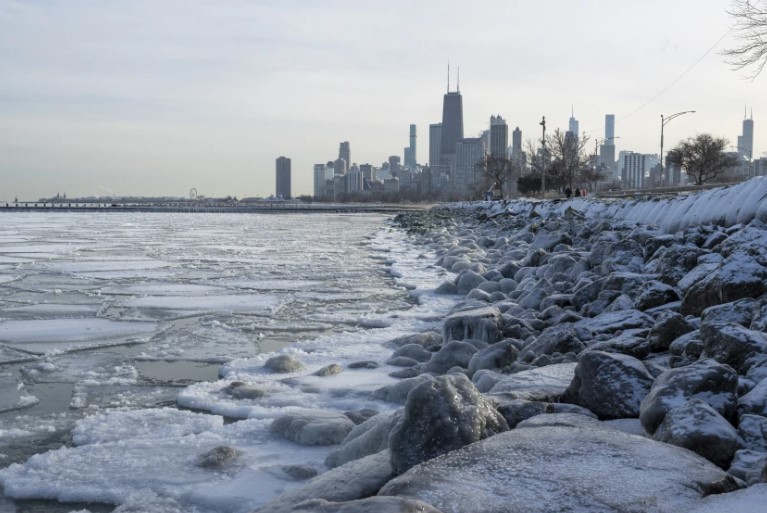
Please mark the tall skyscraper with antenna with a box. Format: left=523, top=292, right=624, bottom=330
left=738, top=107, right=754, bottom=160
left=438, top=64, right=464, bottom=178
left=568, top=106, right=579, bottom=138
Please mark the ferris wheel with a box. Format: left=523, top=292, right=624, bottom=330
left=189, top=187, right=198, bottom=200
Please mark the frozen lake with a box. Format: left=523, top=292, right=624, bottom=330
left=0, top=212, right=456, bottom=512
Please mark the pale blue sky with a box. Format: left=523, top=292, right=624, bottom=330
left=0, top=0, right=764, bottom=200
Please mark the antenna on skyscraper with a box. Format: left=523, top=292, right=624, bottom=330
left=751, top=107, right=753, bottom=120
left=571, top=105, right=574, bottom=117
left=457, top=67, right=460, bottom=92
left=447, top=61, right=450, bottom=92
left=745, top=105, right=748, bottom=119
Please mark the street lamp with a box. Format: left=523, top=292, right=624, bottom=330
left=660, top=110, right=695, bottom=187
left=540, top=116, right=546, bottom=197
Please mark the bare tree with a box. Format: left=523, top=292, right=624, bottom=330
left=546, top=129, right=592, bottom=191
left=724, top=0, right=767, bottom=78
left=580, top=164, right=609, bottom=192
left=666, top=134, right=740, bottom=185
left=476, top=154, right=515, bottom=199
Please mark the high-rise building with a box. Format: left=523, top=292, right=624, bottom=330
left=333, top=158, right=347, bottom=176
left=404, top=124, right=417, bottom=168
left=339, top=142, right=351, bottom=172
left=512, top=127, right=522, bottom=157
left=568, top=107, right=579, bottom=138
left=429, top=123, right=442, bottom=168
left=439, top=70, right=464, bottom=176
left=619, top=152, right=656, bottom=189
left=275, top=156, right=291, bottom=199
left=489, top=115, right=508, bottom=159
left=737, top=108, right=754, bottom=160
left=313, top=164, right=326, bottom=198
left=601, top=114, right=617, bottom=177
left=453, top=137, right=485, bottom=198
left=389, top=155, right=401, bottom=177
left=605, top=114, right=615, bottom=141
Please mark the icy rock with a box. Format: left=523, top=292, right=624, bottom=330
left=388, top=373, right=508, bottom=474
left=604, top=294, right=635, bottom=313
left=289, top=497, right=445, bottom=513
left=728, top=450, right=767, bottom=485
left=653, top=398, right=739, bottom=469
left=343, top=409, right=379, bottom=425
left=738, top=414, right=767, bottom=451
left=315, top=364, right=344, bottom=377
left=385, top=356, right=420, bottom=368
left=264, top=355, right=305, bottom=373
left=348, top=361, right=379, bottom=369
left=602, top=271, right=651, bottom=296
left=518, top=324, right=584, bottom=362
left=282, top=465, right=319, bottom=480
left=571, top=278, right=604, bottom=310
left=702, top=299, right=761, bottom=328
left=652, top=244, right=709, bottom=284
left=700, top=322, right=767, bottom=373
left=465, top=288, right=492, bottom=302
left=739, top=378, right=767, bottom=417
left=326, top=411, right=403, bottom=468
left=387, top=332, right=442, bottom=350
left=373, top=375, right=432, bottom=405
left=379, top=425, right=738, bottom=513
left=195, top=446, right=242, bottom=470
left=589, top=333, right=651, bottom=359
left=582, top=290, right=622, bottom=317
left=488, top=363, right=576, bottom=401
left=575, top=309, right=654, bottom=336
left=639, top=359, right=738, bottom=435
left=562, top=350, right=654, bottom=420
left=455, top=270, right=486, bottom=294
left=420, top=341, right=477, bottom=375
left=648, top=311, right=695, bottom=352
left=255, top=451, right=395, bottom=513
left=515, top=412, right=602, bottom=429
left=467, top=340, right=518, bottom=377
left=271, top=410, right=355, bottom=446
left=434, top=281, right=458, bottom=295
left=442, top=306, right=503, bottom=344
left=681, top=252, right=767, bottom=316
left=634, top=281, right=680, bottom=311
left=494, top=399, right=596, bottom=428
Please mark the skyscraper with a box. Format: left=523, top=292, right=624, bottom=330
left=605, top=114, right=615, bottom=141
left=404, top=124, right=417, bottom=168
left=568, top=107, right=579, bottom=138
left=737, top=108, right=754, bottom=160
left=313, top=164, right=326, bottom=199
left=601, top=114, right=617, bottom=177
left=489, top=115, right=508, bottom=159
left=512, top=127, right=522, bottom=157
left=429, top=123, right=442, bottom=168
left=339, top=141, right=351, bottom=172
left=439, top=68, right=464, bottom=177
left=453, top=137, right=485, bottom=198
left=276, top=157, right=291, bottom=199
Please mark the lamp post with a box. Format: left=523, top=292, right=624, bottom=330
left=660, top=110, right=695, bottom=187
left=540, top=116, right=546, bottom=198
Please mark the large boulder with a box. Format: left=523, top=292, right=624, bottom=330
left=700, top=322, right=767, bottom=373
left=264, top=354, right=305, bottom=373
left=420, top=341, right=477, bottom=375
left=442, top=306, right=503, bottom=344
left=326, top=411, right=403, bottom=468
left=653, top=398, right=739, bottom=469
left=575, top=310, right=654, bottom=337
left=372, top=375, right=432, bottom=405
left=271, top=410, right=355, bottom=446
left=639, top=359, right=738, bottom=434
left=518, top=324, right=585, bottom=362
left=634, top=281, right=680, bottom=311
left=493, top=399, right=596, bottom=429
left=387, top=332, right=442, bottom=350
left=488, top=363, right=577, bottom=401
left=378, top=426, right=739, bottom=513
left=738, top=377, right=767, bottom=417
left=388, top=374, right=507, bottom=474
left=738, top=413, right=767, bottom=451
left=467, top=339, right=518, bottom=377
left=255, top=451, right=395, bottom=513
left=455, top=270, right=487, bottom=294
left=647, top=311, right=695, bottom=352
left=562, top=350, right=654, bottom=420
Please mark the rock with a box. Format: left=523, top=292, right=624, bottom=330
left=195, top=446, right=242, bottom=469
left=653, top=398, right=739, bottom=469
left=315, top=364, right=343, bottom=377
left=442, top=306, right=503, bottom=344
left=728, top=450, right=767, bottom=485
left=455, top=270, right=487, bottom=294
left=385, top=356, right=420, bottom=368
left=634, top=281, right=680, bottom=311
left=264, top=355, right=305, bottom=373
left=388, top=374, right=508, bottom=474
left=391, top=344, right=433, bottom=363
left=647, top=311, right=695, bottom=352
left=702, top=299, right=761, bottom=328
left=738, top=414, right=767, bottom=451
left=466, top=339, right=518, bottom=377
left=562, top=350, right=655, bottom=420
left=388, top=368, right=420, bottom=379
left=420, top=341, right=478, bottom=375
left=700, top=322, right=767, bottom=373
left=348, top=361, right=379, bottom=370
left=518, top=324, right=584, bottom=362
left=282, top=465, right=318, bottom=480
left=575, top=309, right=654, bottom=337
left=639, top=359, right=738, bottom=435
left=378, top=426, right=738, bottom=513
left=373, top=375, right=432, bottom=405
left=326, top=411, right=403, bottom=468
left=387, top=332, right=442, bottom=350
left=589, top=332, right=652, bottom=359
left=739, top=377, right=767, bottom=417
left=343, top=409, right=380, bottom=425
left=494, top=399, right=596, bottom=428
left=515, top=412, right=602, bottom=429
left=222, top=381, right=268, bottom=400
left=289, top=497, right=445, bottom=513
left=255, top=451, right=394, bottom=513
left=488, top=363, right=577, bottom=401
left=271, top=410, right=355, bottom=446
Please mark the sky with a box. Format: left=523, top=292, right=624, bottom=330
left=0, top=0, right=765, bottom=200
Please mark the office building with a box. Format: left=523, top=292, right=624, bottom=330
left=439, top=69, right=464, bottom=177
left=389, top=155, right=401, bottom=177
left=601, top=114, right=617, bottom=177
left=489, top=115, right=508, bottom=159
left=313, top=164, right=326, bottom=198
left=737, top=108, right=754, bottom=160
left=275, top=156, right=291, bottom=199
left=338, top=141, right=351, bottom=172
left=453, top=138, right=485, bottom=198
left=404, top=124, right=417, bottom=169
left=333, top=158, right=347, bottom=176
left=429, top=123, right=442, bottom=168
left=568, top=107, right=579, bottom=138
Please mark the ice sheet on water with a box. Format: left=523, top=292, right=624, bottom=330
left=1, top=303, right=101, bottom=319
left=0, top=318, right=156, bottom=345
left=0, top=346, right=37, bottom=364
left=0, top=274, right=19, bottom=284
left=0, top=375, right=38, bottom=413
left=118, top=294, right=281, bottom=313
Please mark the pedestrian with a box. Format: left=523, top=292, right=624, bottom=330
left=574, top=188, right=581, bottom=197
left=565, top=187, right=572, bottom=199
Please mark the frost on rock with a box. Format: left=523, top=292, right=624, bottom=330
left=289, top=496, right=445, bottom=513
left=639, top=359, right=738, bottom=435
left=379, top=426, right=739, bottom=513
left=442, top=306, right=503, bottom=344
left=562, top=350, right=654, bottom=420
left=467, top=339, right=519, bottom=377
left=700, top=322, right=767, bottom=374
left=420, top=341, right=477, bottom=375
left=652, top=398, right=739, bottom=469
left=326, top=411, right=403, bottom=469
left=488, top=363, right=576, bottom=401
left=264, top=355, right=306, bottom=373
left=388, top=374, right=507, bottom=474
left=271, top=410, right=355, bottom=446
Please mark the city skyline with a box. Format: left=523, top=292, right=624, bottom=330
left=1, top=0, right=765, bottom=200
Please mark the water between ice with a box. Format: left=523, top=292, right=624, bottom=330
left=0, top=212, right=457, bottom=512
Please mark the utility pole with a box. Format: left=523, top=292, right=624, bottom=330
left=660, top=110, right=695, bottom=187
left=540, top=116, right=546, bottom=198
